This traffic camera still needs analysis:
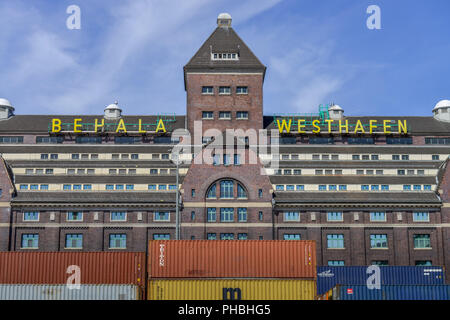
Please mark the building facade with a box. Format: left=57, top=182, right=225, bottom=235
left=0, top=14, right=449, bottom=281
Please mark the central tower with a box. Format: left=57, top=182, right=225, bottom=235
left=184, top=13, right=267, bottom=140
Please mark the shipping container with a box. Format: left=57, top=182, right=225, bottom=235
left=0, top=252, right=145, bottom=287
left=0, top=284, right=141, bottom=300
left=148, top=240, right=316, bottom=278
left=148, top=279, right=316, bottom=300
left=317, top=266, right=445, bottom=295
left=333, top=285, right=450, bottom=300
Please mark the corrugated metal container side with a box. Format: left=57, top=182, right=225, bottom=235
left=0, top=284, right=141, bottom=300
left=0, top=252, right=145, bottom=286
left=148, top=240, right=316, bottom=278
left=335, top=285, right=450, bottom=300
left=317, top=266, right=445, bottom=295
left=148, top=279, right=316, bottom=300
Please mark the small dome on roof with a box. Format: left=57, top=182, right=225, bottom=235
left=328, top=104, right=343, bottom=111
left=217, top=13, right=232, bottom=27
left=0, top=98, right=14, bottom=109
left=433, top=99, right=450, bottom=111
left=104, top=100, right=122, bottom=111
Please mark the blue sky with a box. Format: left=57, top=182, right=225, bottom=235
left=0, top=0, right=449, bottom=117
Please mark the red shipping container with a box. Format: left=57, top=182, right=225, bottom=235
left=148, top=240, right=316, bottom=278
left=0, top=252, right=145, bottom=287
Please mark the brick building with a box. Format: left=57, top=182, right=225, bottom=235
left=0, top=13, right=449, bottom=281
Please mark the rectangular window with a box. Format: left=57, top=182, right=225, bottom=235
left=30, top=185, right=38, bottom=190
left=50, top=154, right=58, bottom=160
left=335, top=169, right=343, bottom=175
left=259, top=211, right=263, bottom=221
left=432, top=155, right=440, bottom=161
left=154, top=212, right=170, bottom=221
left=191, top=211, right=195, bottom=221
left=371, top=155, right=379, bottom=160
left=407, top=170, right=415, bottom=175
left=23, top=212, right=39, bottom=221
left=362, top=155, right=370, bottom=160
left=158, top=185, right=167, bottom=190
left=202, top=86, right=213, bottom=94
left=106, top=184, right=114, bottom=190
left=286, top=185, right=295, bottom=191
left=366, top=170, right=374, bottom=175
left=25, top=169, right=33, bottom=175
left=72, top=154, right=80, bottom=160
left=386, top=137, right=413, bottom=144
left=36, top=136, right=63, bottom=144
left=219, top=111, right=231, bottom=119
left=238, top=233, right=248, bottom=240
left=207, top=208, right=217, bottom=222
left=40, top=154, right=49, bottom=160
left=328, top=260, right=345, bottom=266
left=207, top=233, right=217, bottom=240
left=0, top=136, right=24, bottom=144
left=322, top=154, right=330, bottom=160
left=284, top=234, right=301, bottom=240
left=45, top=169, right=53, bottom=175
left=73, top=184, right=82, bottom=190
left=352, top=155, right=360, bottom=160
left=339, top=185, right=347, bottom=191
left=63, top=184, right=72, bottom=191
left=115, top=184, right=124, bottom=190
left=220, top=180, right=234, bottom=198
left=315, top=170, right=323, bottom=175
left=370, top=212, right=386, bottom=222
left=309, top=137, right=334, bottom=144
left=65, top=234, right=83, bottom=249
left=126, top=184, right=134, bottom=190
left=312, top=154, right=320, bottom=160
left=91, top=154, right=99, bottom=159
left=202, top=111, right=214, bottom=119
left=111, top=211, right=126, bottom=221
left=75, top=136, right=102, bottom=144
left=148, top=184, right=156, bottom=190
left=168, top=185, right=177, bottom=190
left=413, top=212, right=429, bottom=222
left=40, top=184, right=49, bottom=190
left=415, top=260, right=433, bottom=266
left=258, top=189, right=263, bottom=198
left=356, top=170, right=364, bottom=175
left=414, top=234, right=431, bottom=248
left=318, top=185, right=327, bottom=191
left=361, top=185, right=369, bottom=191
left=20, top=185, right=28, bottom=190
left=219, top=86, right=231, bottom=94
left=327, top=234, right=344, bottom=249
left=34, top=169, right=43, bottom=175
left=381, top=185, right=390, bottom=191
left=284, top=211, right=300, bottom=221
left=402, top=155, right=409, bottom=160
left=83, top=184, right=92, bottom=190
left=233, top=154, right=240, bottom=165
left=325, top=169, right=333, bottom=175
left=327, top=212, right=343, bottom=221
left=392, top=155, right=400, bottom=160
left=238, top=208, right=247, bottom=222
left=397, top=170, right=405, bottom=175
left=67, top=212, right=82, bottom=221
left=153, top=234, right=170, bottom=240
left=348, top=138, right=374, bottom=145
left=371, top=185, right=379, bottom=191
left=413, top=185, right=421, bottom=191
left=236, top=111, right=248, bottom=119
left=296, top=185, right=305, bottom=191
left=236, top=86, right=248, bottom=94
left=376, top=170, right=384, bottom=175
left=370, top=234, right=388, bottom=248
left=424, top=185, right=432, bottom=191
left=220, top=208, right=234, bottom=222
left=372, top=261, right=389, bottom=266
left=294, top=169, right=302, bottom=175
left=109, top=234, right=126, bottom=248
left=328, top=185, right=337, bottom=191
left=403, top=185, right=412, bottom=191
left=21, top=234, right=39, bottom=248
left=114, top=137, right=142, bottom=144
left=220, top=233, right=234, bottom=240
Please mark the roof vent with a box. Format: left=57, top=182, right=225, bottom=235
left=433, top=99, right=450, bottom=122
left=328, top=103, right=344, bottom=120
left=0, top=98, right=15, bottom=120
left=104, top=100, right=122, bottom=120
left=217, top=13, right=232, bottom=27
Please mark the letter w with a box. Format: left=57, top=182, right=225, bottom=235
left=277, top=119, right=292, bottom=133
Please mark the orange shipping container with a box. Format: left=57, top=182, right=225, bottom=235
left=148, top=240, right=316, bottom=278
left=0, top=252, right=145, bottom=287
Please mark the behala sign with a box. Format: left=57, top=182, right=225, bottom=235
left=49, top=118, right=167, bottom=133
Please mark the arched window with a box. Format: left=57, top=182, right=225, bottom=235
left=237, top=184, right=247, bottom=199
left=207, top=184, right=216, bottom=198
left=220, top=180, right=234, bottom=199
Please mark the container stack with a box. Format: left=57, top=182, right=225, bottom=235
left=0, top=252, right=145, bottom=300
left=316, top=266, right=448, bottom=300
left=147, top=240, right=317, bottom=300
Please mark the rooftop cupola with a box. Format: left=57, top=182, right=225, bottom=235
left=217, top=13, right=232, bottom=28
left=104, top=101, right=122, bottom=120
left=433, top=100, right=450, bottom=122
left=328, top=103, right=344, bottom=120
left=0, top=98, right=15, bottom=120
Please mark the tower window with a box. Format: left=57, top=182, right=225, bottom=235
left=202, top=86, right=214, bottom=94
left=202, top=111, right=213, bottom=119
left=236, top=111, right=248, bottom=119
left=236, top=86, right=248, bottom=94
left=219, top=86, right=231, bottom=94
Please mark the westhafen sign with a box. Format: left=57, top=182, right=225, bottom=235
left=276, top=119, right=408, bottom=134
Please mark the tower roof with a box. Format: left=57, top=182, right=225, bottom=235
left=183, top=20, right=266, bottom=87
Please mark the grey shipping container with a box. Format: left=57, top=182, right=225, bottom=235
left=317, top=266, right=445, bottom=295
left=0, top=284, right=141, bottom=300
left=333, top=285, right=450, bottom=300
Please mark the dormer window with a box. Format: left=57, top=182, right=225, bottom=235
left=211, top=53, right=239, bottom=60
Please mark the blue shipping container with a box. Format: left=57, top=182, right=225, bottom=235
left=317, top=266, right=445, bottom=295
left=335, top=285, right=450, bottom=300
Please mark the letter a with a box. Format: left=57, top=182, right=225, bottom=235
left=366, top=5, right=381, bottom=30
left=366, top=265, right=381, bottom=290
left=66, top=5, right=81, bottom=30
left=66, top=265, right=81, bottom=290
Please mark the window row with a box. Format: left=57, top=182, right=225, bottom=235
left=201, top=86, right=248, bottom=95
left=275, top=184, right=432, bottom=192
left=325, top=234, right=431, bottom=249
left=24, top=168, right=180, bottom=175
left=19, top=184, right=179, bottom=191
left=279, top=211, right=430, bottom=222
left=207, top=233, right=261, bottom=240
left=34, top=136, right=179, bottom=145
left=202, top=111, right=249, bottom=120
left=37, top=153, right=170, bottom=160
left=328, top=260, right=433, bottom=266
left=206, top=208, right=248, bottom=222
left=22, top=211, right=169, bottom=222
left=275, top=154, right=441, bottom=161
